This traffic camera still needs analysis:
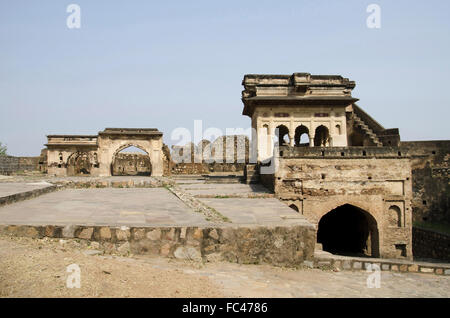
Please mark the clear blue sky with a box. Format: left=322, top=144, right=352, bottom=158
left=1, top=0, right=449, bottom=156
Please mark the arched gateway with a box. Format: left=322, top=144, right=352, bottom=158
left=317, top=204, right=380, bottom=258
left=45, top=128, right=164, bottom=177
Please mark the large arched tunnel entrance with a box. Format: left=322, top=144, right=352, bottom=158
left=317, top=204, right=380, bottom=257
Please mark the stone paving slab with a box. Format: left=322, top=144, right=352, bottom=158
left=199, top=197, right=313, bottom=227
left=0, top=182, right=53, bottom=198
left=181, top=183, right=272, bottom=197
left=0, top=188, right=211, bottom=227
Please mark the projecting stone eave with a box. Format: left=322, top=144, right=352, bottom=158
left=46, top=135, right=98, bottom=138
left=98, top=128, right=163, bottom=137
left=242, top=73, right=356, bottom=88
left=241, top=96, right=359, bottom=117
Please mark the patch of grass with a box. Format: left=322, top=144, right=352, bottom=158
left=214, top=195, right=230, bottom=199
left=413, top=221, right=450, bottom=236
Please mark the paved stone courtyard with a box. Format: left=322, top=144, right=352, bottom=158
left=0, top=188, right=210, bottom=227
left=0, top=177, right=308, bottom=227
left=0, top=181, right=52, bottom=198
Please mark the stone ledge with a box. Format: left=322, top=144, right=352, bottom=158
left=0, top=223, right=316, bottom=268
left=313, top=254, right=450, bottom=276
left=0, top=185, right=59, bottom=207
left=0, top=177, right=174, bottom=207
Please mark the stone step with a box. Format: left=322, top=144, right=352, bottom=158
left=353, top=113, right=383, bottom=147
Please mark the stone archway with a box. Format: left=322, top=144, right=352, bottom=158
left=276, top=125, right=290, bottom=146
left=294, top=125, right=310, bottom=146
left=66, top=152, right=92, bottom=176
left=110, top=144, right=152, bottom=176
left=314, top=125, right=330, bottom=147
left=317, top=204, right=380, bottom=257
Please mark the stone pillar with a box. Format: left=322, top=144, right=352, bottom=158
left=289, top=132, right=295, bottom=147
left=309, top=132, right=315, bottom=147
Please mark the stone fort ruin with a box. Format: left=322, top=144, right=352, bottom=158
left=3, top=72, right=448, bottom=262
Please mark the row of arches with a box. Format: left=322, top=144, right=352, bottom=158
left=272, top=124, right=335, bottom=147
left=65, top=145, right=152, bottom=176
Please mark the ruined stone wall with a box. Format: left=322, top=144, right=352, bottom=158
left=170, top=135, right=250, bottom=175
left=111, top=153, right=151, bottom=176
left=401, top=141, right=450, bottom=224
left=0, top=155, right=40, bottom=175
left=274, top=146, right=413, bottom=260
left=413, top=227, right=450, bottom=261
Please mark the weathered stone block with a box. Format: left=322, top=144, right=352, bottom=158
left=44, top=225, right=56, bottom=237
left=117, top=242, right=130, bottom=255
left=399, top=264, right=408, bottom=272
left=180, top=227, right=187, bottom=239
left=209, top=229, right=219, bottom=240
left=146, top=229, right=161, bottom=240
left=115, top=228, right=130, bottom=241
left=193, top=228, right=203, bottom=240
left=99, top=227, right=112, bottom=240
left=420, top=267, right=434, bottom=273
left=174, top=246, right=201, bottom=261
left=62, top=225, right=77, bottom=238
left=303, top=260, right=314, bottom=268
left=163, top=228, right=177, bottom=241
left=353, top=262, right=362, bottom=270
left=23, top=226, right=41, bottom=238
left=78, top=228, right=94, bottom=240
left=408, top=264, right=418, bottom=272
left=206, top=253, right=222, bottom=263
left=342, top=261, right=351, bottom=270
left=133, top=228, right=146, bottom=240
left=160, top=243, right=172, bottom=257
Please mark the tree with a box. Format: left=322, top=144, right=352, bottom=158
left=0, top=142, right=7, bottom=156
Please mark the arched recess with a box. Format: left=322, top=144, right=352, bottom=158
left=276, top=125, right=290, bottom=146
left=388, top=205, right=402, bottom=227
left=317, top=204, right=380, bottom=258
left=314, top=125, right=330, bottom=147
left=111, top=144, right=152, bottom=176
left=294, top=125, right=310, bottom=146
left=67, top=152, right=92, bottom=176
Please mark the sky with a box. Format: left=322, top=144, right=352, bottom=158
left=0, top=0, right=449, bottom=156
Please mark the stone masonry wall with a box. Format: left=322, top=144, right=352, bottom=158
left=0, top=224, right=316, bottom=267
left=0, top=155, right=40, bottom=175
left=274, top=147, right=413, bottom=260
left=412, top=227, right=450, bottom=261
left=401, top=141, right=450, bottom=223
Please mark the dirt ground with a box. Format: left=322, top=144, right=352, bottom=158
left=0, top=234, right=226, bottom=298
left=1, top=233, right=449, bottom=298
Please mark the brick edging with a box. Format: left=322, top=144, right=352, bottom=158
left=314, top=257, right=450, bottom=276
